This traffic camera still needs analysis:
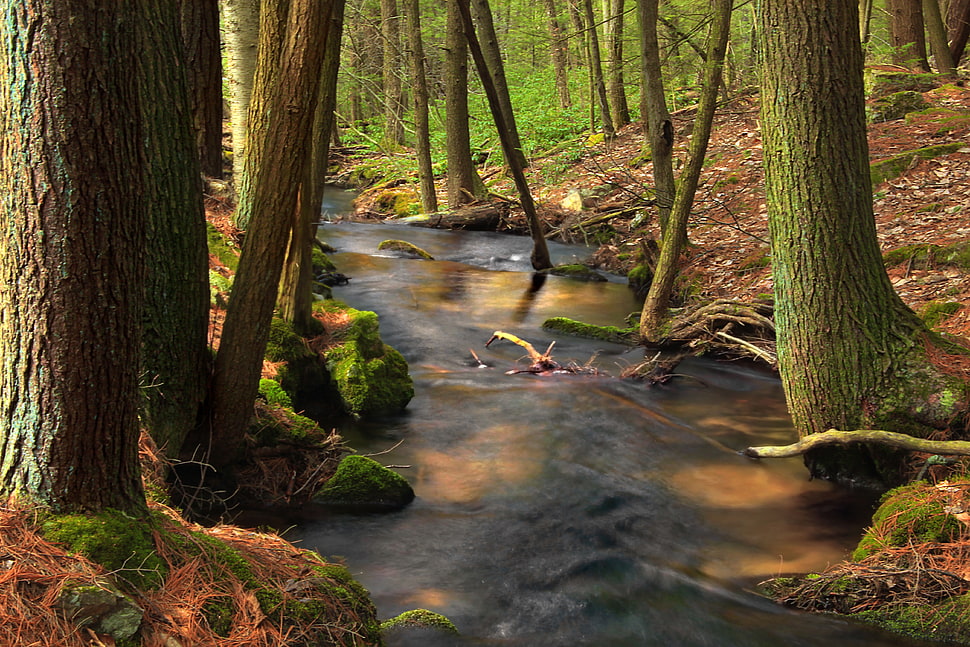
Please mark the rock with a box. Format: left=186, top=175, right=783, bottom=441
left=314, top=455, right=415, bottom=511
left=55, top=580, right=143, bottom=641
left=868, top=90, right=930, bottom=123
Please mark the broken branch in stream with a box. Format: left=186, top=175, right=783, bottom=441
left=484, top=331, right=601, bottom=375
left=742, top=429, right=970, bottom=459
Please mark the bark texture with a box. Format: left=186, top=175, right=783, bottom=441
left=542, top=0, right=572, bottom=109
left=0, top=1, right=146, bottom=512
left=380, top=0, right=406, bottom=148
left=181, top=0, right=225, bottom=177
left=888, top=0, right=930, bottom=70
left=605, top=0, right=630, bottom=129
left=948, top=0, right=970, bottom=66
left=222, top=0, right=261, bottom=186
left=405, top=0, right=438, bottom=213
left=582, top=0, right=615, bottom=137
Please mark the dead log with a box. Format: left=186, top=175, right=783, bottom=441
left=412, top=203, right=508, bottom=231
left=743, top=429, right=970, bottom=459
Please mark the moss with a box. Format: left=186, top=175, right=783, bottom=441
left=627, top=263, right=653, bottom=296
left=381, top=608, right=459, bottom=634
left=311, top=246, right=337, bottom=273
left=206, top=222, right=239, bottom=272
left=377, top=239, right=434, bottom=260
left=921, top=301, right=962, bottom=329
left=542, top=316, right=636, bottom=344
left=249, top=405, right=321, bottom=446
left=852, top=483, right=964, bottom=562
left=203, top=596, right=234, bottom=637
left=314, top=455, right=415, bottom=510
left=870, top=143, right=963, bottom=186
left=373, top=188, right=418, bottom=217
left=737, top=246, right=771, bottom=274
left=266, top=317, right=315, bottom=364
left=259, top=378, right=293, bottom=409
left=42, top=510, right=166, bottom=590
left=883, top=242, right=970, bottom=271
left=868, top=90, right=931, bottom=122
left=853, top=596, right=970, bottom=644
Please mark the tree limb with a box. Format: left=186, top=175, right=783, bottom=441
left=742, top=429, right=970, bottom=459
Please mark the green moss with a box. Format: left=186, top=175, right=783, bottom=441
left=543, top=264, right=607, bottom=282
left=883, top=242, right=970, bottom=271
left=868, top=90, right=931, bottom=122
left=42, top=510, right=166, bottom=590
left=266, top=317, right=315, bottom=364
left=852, top=483, right=964, bottom=561
left=542, top=316, right=636, bottom=344
left=381, top=608, right=459, bottom=634
left=870, top=143, right=963, bottom=186
left=312, top=246, right=337, bottom=273
left=377, top=239, right=434, bottom=260
left=315, top=455, right=415, bottom=510
left=853, top=595, right=970, bottom=644
left=737, top=246, right=771, bottom=274
left=249, top=404, right=321, bottom=446
left=627, top=264, right=653, bottom=296
left=259, top=378, right=293, bottom=409
left=206, top=222, right=239, bottom=272
left=203, top=596, right=234, bottom=637
left=921, top=301, right=962, bottom=328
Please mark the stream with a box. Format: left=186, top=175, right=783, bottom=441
left=290, top=189, right=929, bottom=646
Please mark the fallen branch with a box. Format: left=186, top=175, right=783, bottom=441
left=742, top=428, right=970, bottom=459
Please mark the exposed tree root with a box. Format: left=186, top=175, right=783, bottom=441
left=743, top=428, right=970, bottom=459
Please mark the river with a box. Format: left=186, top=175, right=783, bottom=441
left=290, top=189, right=927, bottom=646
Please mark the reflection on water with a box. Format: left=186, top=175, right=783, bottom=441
left=292, top=222, right=924, bottom=646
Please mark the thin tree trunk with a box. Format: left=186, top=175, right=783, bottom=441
left=181, top=0, right=224, bottom=178
left=639, top=0, right=732, bottom=342
left=605, top=0, right=630, bottom=129
left=222, top=0, right=260, bottom=187
left=210, top=0, right=330, bottom=459
left=949, top=0, right=970, bottom=65
left=405, top=0, right=438, bottom=213
left=381, top=0, right=406, bottom=148
left=859, top=0, right=874, bottom=45
left=456, top=0, right=552, bottom=270
left=566, top=0, right=586, bottom=66
left=470, top=0, right=529, bottom=169
left=923, top=0, right=956, bottom=74
left=888, top=0, right=930, bottom=70
left=1, top=0, right=146, bottom=513
left=582, top=0, right=615, bottom=138
left=543, top=0, right=572, bottom=109
left=637, top=0, right=674, bottom=237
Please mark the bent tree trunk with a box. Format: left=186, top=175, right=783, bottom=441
left=759, top=0, right=968, bottom=486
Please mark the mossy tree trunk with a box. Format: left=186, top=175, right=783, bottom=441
left=758, top=0, right=967, bottom=485
left=922, top=0, right=956, bottom=75
left=638, top=0, right=732, bottom=342
left=0, top=1, right=146, bottom=513
left=404, top=0, right=439, bottom=213
left=180, top=0, right=225, bottom=178
left=139, top=0, right=213, bottom=458
left=210, top=0, right=331, bottom=461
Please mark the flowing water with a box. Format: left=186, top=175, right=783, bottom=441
left=291, top=189, right=928, bottom=646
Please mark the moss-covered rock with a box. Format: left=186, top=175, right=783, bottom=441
left=921, top=301, right=962, bottom=329
left=868, top=72, right=940, bottom=99
left=868, top=90, right=931, bottom=123
left=265, top=316, right=331, bottom=407
left=883, top=241, right=970, bottom=271
left=381, top=608, right=459, bottom=637
left=55, top=580, right=143, bottom=642
left=543, top=264, right=608, bottom=282
left=318, top=301, right=414, bottom=418
left=377, top=239, right=434, bottom=260
left=314, top=455, right=415, bottom=511
left=870, top=143, right=963, bottom=186
left=542, top=316, right=636, bottom=344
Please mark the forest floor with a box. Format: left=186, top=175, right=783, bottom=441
left=348, top=78, right=970, bottom=340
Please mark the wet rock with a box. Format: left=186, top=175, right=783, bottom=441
left=314, top=455, right=415, bottom=511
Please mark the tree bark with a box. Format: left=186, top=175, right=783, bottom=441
left=949, top=0, right=970, bottom=66
left=445, top=0, right=488, bottom=207
left=140, top=0, right=213, bottom=458
left=181, top=0, right=224, bottom=178
left=888, top=0, right=930, bottom=70
left=404, top=0, right=439, bottom=213
left=542, top=0, right=572, bottom=109
left=638, top=0, right=732, bottom=342
left=210, top=0, right=330, bottom=459
left=922, top=0, right=956, bottom=74
left=0, top=0, right=146, bottom=513
left=582, top=0, right=615, bottom=138
left=221, top=0, right=261, bottom=187
left=381, top=0, right=406, bottom=148
left=637, top=0, right=675, bottom=237
left=605, top=0, right=630, bottom=129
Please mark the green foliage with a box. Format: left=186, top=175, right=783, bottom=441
left=258, top=378, right=292, bottom=409
left=206, top=222, right=239, bottom=272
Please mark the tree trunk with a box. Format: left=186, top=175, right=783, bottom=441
left=859, top=0, right=874, bottom=45
left=381, top=0, right=406, bottom=148
left=470, top=0, right=529, bottom=169
left=445, top=0, right=488, bottom=207
left=758, top=0, right=964, bottom=486
left=638, top=0, right=732, bottom=342
left=404, top=0, right=439, bottom=213
left=565, top=0, right=586, bottom=67
left=888, top=0, right=930, bottom=70
left=637, top=0, right=675, bottom=238
left=140, top=0, right=213, bottom=458
left=221, top=0, right=261, bottom=187
left=949, top=0, right=970, bottom=66
left=456, top=0, right=552, bottom=269
left=0, top=0, right=146, bottom=513
left=210, top=0, right=330, bottom=459
left=582, top=0, right=615, bottom=138
left=542, top=0, right=572, bottom=109
left=181, top=0, right=224, bottom=178
left=605, top=0, right=630, bottom=129
left=923, top=0, right=956, bottom=74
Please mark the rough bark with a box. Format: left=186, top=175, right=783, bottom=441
left=380, top=0, right=406, bottom=148
left=949, top=0, right=970, bottom=66
left=140, top=0, right=212, bottom=458
left=758, top=0, right=965, bottom=485
left=637, top=0, right=675, bottom=237
left=888, top=0, right=930, bottom=70
left=210, top=0, right=330, bottom=459
left=181, top=0, right=224, bottom=178
left=404, top=0, right=438, bottom=213
left=221, top=0, right=261, bottom=186
left=445, top=0, right=488, bottom=207
left=638, top=0, right=732, bottom=342
left=605, top=0, right=630, bottom=129
left=922, top=0, right=956, bottom=74
left=542, top=0, right=572, bottom=109
left=470, top=0, right=528, bottom=169
left=582, top=0, right=615, bottom=138
left=0, top=1, right=146, bottom=513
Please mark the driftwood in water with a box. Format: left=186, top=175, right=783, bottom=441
left=414, top=203, right=509, bottom=231
left=484, top=331, right=601, bottom=375
left=743, top=428, right=970, bottom=459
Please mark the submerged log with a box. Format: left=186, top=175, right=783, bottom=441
left=743, top=428, right=970, bottom=459
left=412, top=203, right=508, bottom=231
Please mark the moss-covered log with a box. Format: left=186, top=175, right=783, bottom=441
left=743, top=428, right=970, bottom=459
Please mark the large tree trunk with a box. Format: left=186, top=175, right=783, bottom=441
left=637, top=0, right=675, bottom=238
left=949, top=0, right=970, bottom=66
left=582, top=0, right=615, bottom=138
left=210, top=0, right=330, bottom=459
left=605, top=0, right=630, bottom=129
left=445, top=0, right=488, bottom=207
left=380, top=0, right=406, bottom=148
left=470, top=0, right=528, bottom=169
left=0, top=0, right=146, bottom=513
left=221, top=0, right=261, bottom=188
left=758, top=0, right=965, bottom=486
left=181, top=0, right=225, bottom=178
left=638, top=0, right=732, bottom=341
left=404, top=0, right=439, bottom=213
left=140, top=0, right=213, bottom=458
left=542, top=0, right=572, bottom=109
left=888, top=0, right=930, bottom=70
